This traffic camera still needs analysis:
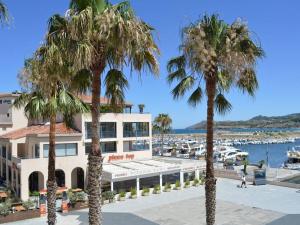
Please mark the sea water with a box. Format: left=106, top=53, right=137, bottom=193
left=234, top=139, right=300, bottom=168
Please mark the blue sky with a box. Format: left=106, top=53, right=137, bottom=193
left=1, top=0, right=300, bottom=128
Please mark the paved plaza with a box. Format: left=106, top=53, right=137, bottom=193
left=5, top=178, right=300, bottom=225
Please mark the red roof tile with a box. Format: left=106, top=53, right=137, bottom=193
left=0, top=123, right=80, bottom=140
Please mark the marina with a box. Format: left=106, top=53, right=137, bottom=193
left=153, top=133, right=300, bottom=169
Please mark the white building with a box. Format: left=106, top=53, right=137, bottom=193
left=0, top=93, right=205, bottom=201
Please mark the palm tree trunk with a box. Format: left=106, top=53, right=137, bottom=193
left=88, top=64, right=104, bottom=225
left=47, top=114, right=57, bottom=225
left=205, top=76, right=217, bottom=225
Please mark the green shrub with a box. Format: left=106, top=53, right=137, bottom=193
left=0, top=202, right=11, bottom=216
left=184, top=180, right=190, bottom=187
left=154, top=184, right=160, bottom=191
left=130, top=188, right=137, bottom=197
left=175, top=180, right=181, bottom=188
left=193, top=178, right=199, bottom=186
left=68, top=192, right=77, bottom=205
left=76, top=192, right=85, bottom=202
left=164, top=183, right=171, bottom=191
left=119, top=190, right=126, bottom=198
left=22, top=200, right=35, bottom=210
left=142, top=187, right=150, bottom=194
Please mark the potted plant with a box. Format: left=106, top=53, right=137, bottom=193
left=0, top=201, right=11, bottom=217
left=101, top=192, right=110, bottom=205
left=76, top=192, right=86, bottom=203
left=193, top=178, right=199, bottom=186
left=142, top=187, right=150, bottom=196
left=184, top=180, right=190, bottom=188
left=164, top=183, right=171, bottom=192
left=153, top=185, right=161, bottom=194
left=138, top=104, right=145, bottom=113
left=130, top=188, right=137, bottom=199
left=118, top=190, right=126, bottom=201
left=68, top=192, right=77, bottom=208
left=107, top=191, right=116, bottom=203
left=174, top=180, right=181, bottom=190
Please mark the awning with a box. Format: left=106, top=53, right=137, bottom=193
left=103, top=158, right=206, bottom=182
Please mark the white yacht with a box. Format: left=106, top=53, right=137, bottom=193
left=284, top=146, right=300, bottom=170
left=215, top=146, right=248, bottom=163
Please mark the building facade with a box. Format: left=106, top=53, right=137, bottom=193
left=0, top=93, right=152, bottom=200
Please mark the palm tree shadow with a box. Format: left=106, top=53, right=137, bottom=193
left=64, top=211, right=159, bottom=225
left=266, top=215, right=300, bottom=225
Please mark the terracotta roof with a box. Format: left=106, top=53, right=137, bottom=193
left=0, top=123, right=80, bottom=140
left=78, top=95, right=133, bottom=106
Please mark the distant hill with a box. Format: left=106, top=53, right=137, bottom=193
left=186, top=113, right=300, bottom=129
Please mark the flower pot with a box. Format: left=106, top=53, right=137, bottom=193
left=103, top=200, right=110, bottom=205
left=142, top=192, right=149, bottom=196
left=130, top=195, right=137, bottom=199
left=153, top=190, right=161, bottom=194
left=118, top=197, right=126, bottom=201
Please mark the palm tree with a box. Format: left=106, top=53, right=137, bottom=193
left=153, top=114, right=172, bottom=153
left=61, top=1, right=159, bottom=224
left=15, top=15, right=90, bottom=225
left=167, top=15, right=264, bottom=225
left=0, top=0, right=9, bottom=24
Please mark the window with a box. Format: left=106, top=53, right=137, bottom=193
left=124, top=140, right=149, bottom=152
left=34, top=144, right=40, bottom=158
left=2, top=146, right=6, bottom=158
left=7, top=147, right=11, bottom=161
left=123, top=122, right=149, bottom=137
left=85, top=122, right=116, bottom=139
left=0, top=100, right=2, bottom=104
left=2, top=162, right=6, bottom=180
left=85, top=142, right=117, bottom=155
left=43, top=143, right=78, bottom=157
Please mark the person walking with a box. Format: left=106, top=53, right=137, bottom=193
left=241, top=174, right=247, bottom=188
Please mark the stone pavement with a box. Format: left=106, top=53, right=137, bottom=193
left=5, top=178, right=300, bottom=225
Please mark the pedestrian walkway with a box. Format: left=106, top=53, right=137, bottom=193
left=5, top=178, right=300, bottom=225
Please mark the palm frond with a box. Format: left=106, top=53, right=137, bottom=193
left=214, top=93, right=232, bottom=115
left=104, top=69, right=129, bottom=112
left=187, top=87, right=203, bottom=107
left=0, top=1, right=9, bottom=25
left=237, top=68, right=258, bottom=96
left=71, top=68, right=92, bottom=93
left=171, top=76, right=195, bottom=99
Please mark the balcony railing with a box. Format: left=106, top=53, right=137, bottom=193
left=123, top=131, right=149, bottom=138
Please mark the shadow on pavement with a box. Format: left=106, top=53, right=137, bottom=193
left=266, top=215, right=300, bottom=225
left=64, top=211, right=159, bottom=225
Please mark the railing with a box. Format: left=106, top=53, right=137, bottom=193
left=86, top=131, right=116, bottom=139
left=123, top=131, right=149, bottom=138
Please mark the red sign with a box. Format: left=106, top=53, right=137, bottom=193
left=39, top=204, right=46, bottom=217
left=108, top=154, right=135, bottom=162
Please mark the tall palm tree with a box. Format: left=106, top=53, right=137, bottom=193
left=153, top=114, right=172, bottom=152
left=58, top=1, right=159, bottom=224
left=167, top=15, right=264, bottom=225
left=14, top=86, right=89, bottom=225
left=0, top=0, right=9, bottom=24
left=15, top=15, right=90, bottom=225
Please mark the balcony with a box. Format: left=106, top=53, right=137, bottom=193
left=85, top=122, right=117, bottom=139
left=123, top=122, right=150, bottom=138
